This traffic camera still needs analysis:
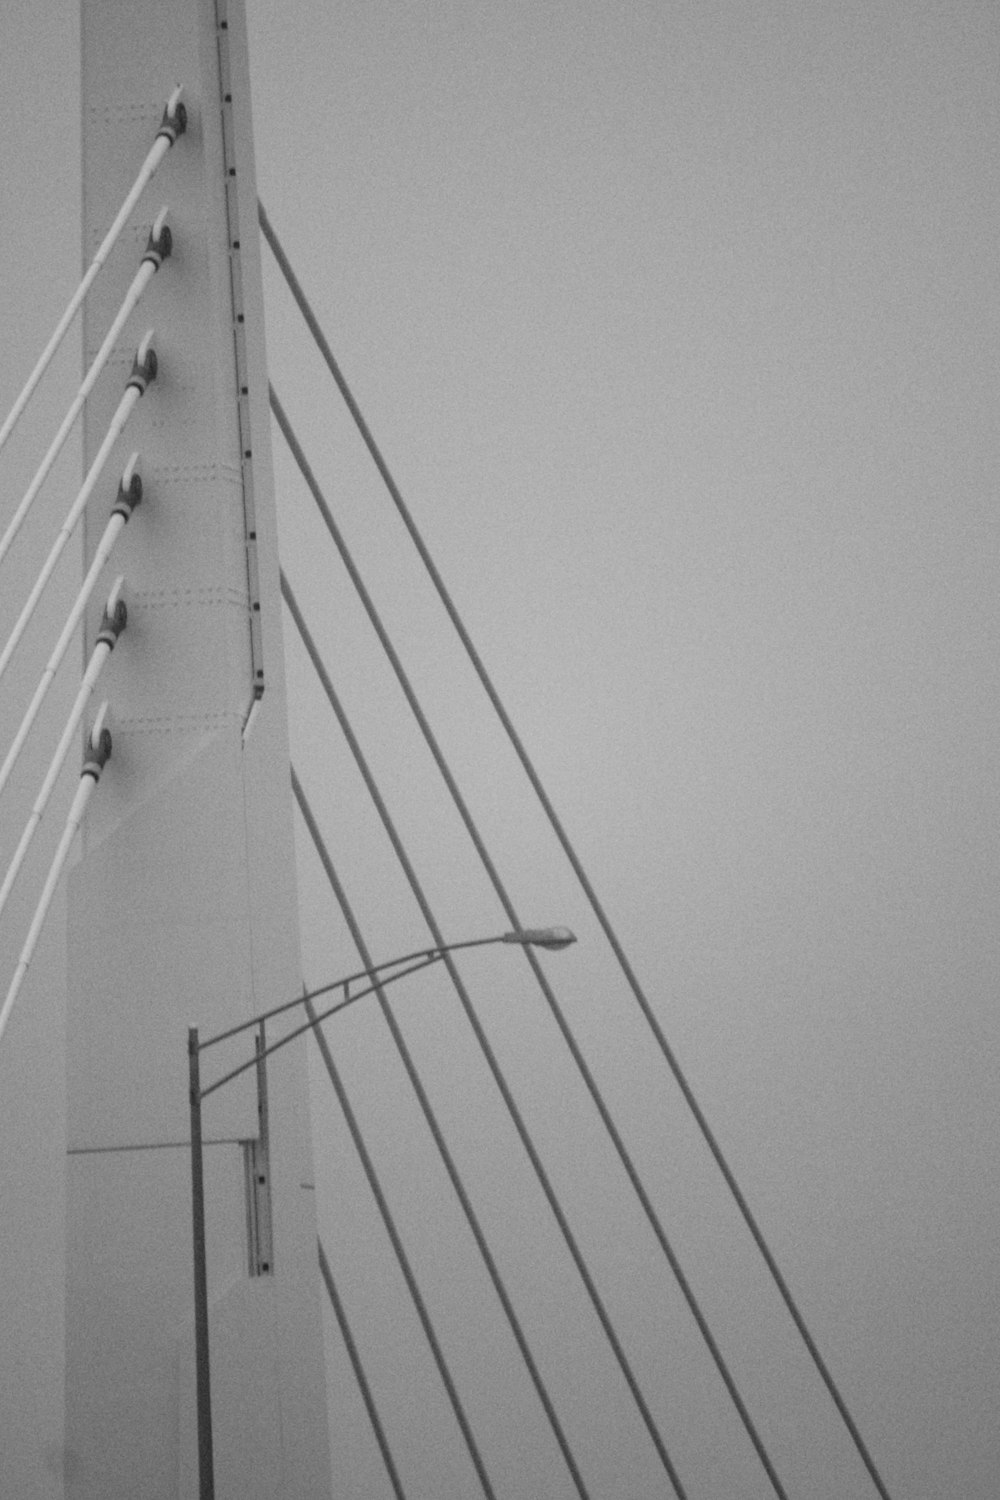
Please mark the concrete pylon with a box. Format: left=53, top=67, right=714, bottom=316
left=65, top=2, right=332, bottom=1494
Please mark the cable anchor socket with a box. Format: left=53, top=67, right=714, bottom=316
left=156, top=86, right=187, bottom=145
left=142, top=208, right=172, bottom=270
left=111, top=455, right=142, bottom=522
left=126, top=333, right=157, bottom=396
left=82, top=704, right=113, bottom=781
left=96, top=590, right=127, bottom=651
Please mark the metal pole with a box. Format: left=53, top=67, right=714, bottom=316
left=188, top=1026, right=215, bottom=1500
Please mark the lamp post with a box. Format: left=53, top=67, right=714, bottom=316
left=188, top=926, right=576, bottom=1499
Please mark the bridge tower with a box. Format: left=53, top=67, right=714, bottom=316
left=63, top=1, right=331, bottom=1493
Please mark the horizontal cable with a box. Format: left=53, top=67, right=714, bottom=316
left=0, top=580, right=125, bottom=926
left=0, top=216, right=169, bottom=571
left=0, top=337, right=155, bottom=692
left=0, top=458, right=140, bottom=803
left=305, top=992, right=498, bottom=1500
left=293, top=766, right=591, bottom=1500
left=284, top=576, right=685, bottom=1496
left=0, top=708, right=111, bottom=1049
left=261, top=205, right=892, bottom=1500
left=317, top=1238, right=408, bottom=1500
left=0, top=88, right=184, bottom=457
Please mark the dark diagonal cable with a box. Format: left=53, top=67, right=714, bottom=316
left=285, top=588, right=687, bottom=1497
left=292, top=771, right=592, bottom=1500
left=276, top=383, right=768, bottom=1493
left=305, top=994, right=497, bottom=1500
left=260, top=201, right=893, bottom=1500
left=317, top=1238, right=408, bottom=1500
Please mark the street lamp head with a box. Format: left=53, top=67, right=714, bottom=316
left=501, top=926, right=577, bottom=951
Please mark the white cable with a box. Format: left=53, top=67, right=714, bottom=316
left=0, top=86, right=184, bottom=456
left=0, top=704, right=112, bottom=1048
left=0, top=457, right=140, bottom=801
left=0, top=213, right=169, bottom=570
left=0, top=337, right=155, bottom=689
left=0, top=582, right=124, bottom=926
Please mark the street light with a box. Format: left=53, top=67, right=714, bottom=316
left=187, top=926, right=576, bottom=1499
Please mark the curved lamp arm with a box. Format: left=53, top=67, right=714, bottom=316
left=193, top=925, right=577, bottom=1100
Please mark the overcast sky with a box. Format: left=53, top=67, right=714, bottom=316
left=2, top=2, right=999, bottom=1497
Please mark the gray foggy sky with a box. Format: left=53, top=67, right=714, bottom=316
left=2, top=2, right=999, bottom=1497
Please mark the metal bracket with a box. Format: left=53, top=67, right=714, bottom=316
left=242, top=1025, right=274, bottom=1276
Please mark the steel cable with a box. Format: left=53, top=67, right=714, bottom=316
left=282, top=562, right=687, bottom=1498
left=0, top=217, right=169, bottom=570
left=304, top=989, right=498, bottom=1500
left=317, top=1238, right=408, bottom=1500
left=0, top=708, right=111, bottom=1048
left=291, top=760, right=592, bottom=1500
left=0, top=337, right=155, bottom=691
left=260, top=201, right=893, bottom=1500
left=0, top=458, right=141, bottom=803
left=0, top=89, right=184, bottom=456
left=0, top=579, right=125, bottom=927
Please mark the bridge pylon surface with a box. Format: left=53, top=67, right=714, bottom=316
left=65, top=2, right=332, bottom=1493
